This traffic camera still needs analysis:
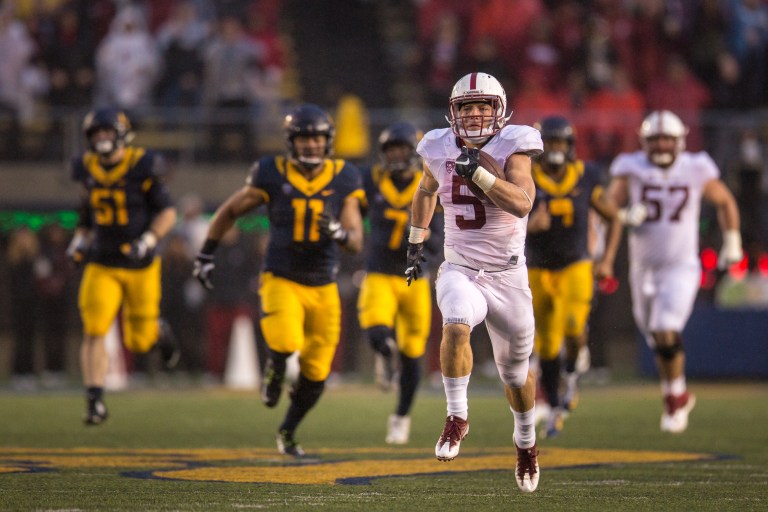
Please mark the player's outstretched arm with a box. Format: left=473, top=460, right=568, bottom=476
left=207, top=185, right=265, bottom=242
left=193, top=186, right=265, bottom=290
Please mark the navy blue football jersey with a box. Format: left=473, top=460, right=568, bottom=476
left=71, top=147, right=173, bottom=269
left=362, top=165, right=422, bottom=275
left=526, top=160, right=604, bottom=270
left=248, top=155, right=364, bottom=285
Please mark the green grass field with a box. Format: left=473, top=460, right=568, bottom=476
left=1, top=379, right=766, bottom=511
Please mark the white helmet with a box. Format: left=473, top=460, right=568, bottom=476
left=447, top=72, right=510, bottom=144
left=639, top=110, right=688, bottom=166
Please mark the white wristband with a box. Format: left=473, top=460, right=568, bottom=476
left=141, top=231, right=158, bottom=250
left=723, top=229, right=742, bottom=252
left=408, top=226, right=427, bottom=244
left=67, top=232, right=86, bottom=254
left=471, top=166, right=497, bottom=192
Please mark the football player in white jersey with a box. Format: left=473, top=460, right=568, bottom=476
left=406, top=72, right=543, bottom=492
left=601, top=110, right=742, bottom=434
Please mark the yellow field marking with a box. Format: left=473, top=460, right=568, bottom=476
left=0, top=447, right=715, bottom=484
left=158, top=447, right=711, bottom=484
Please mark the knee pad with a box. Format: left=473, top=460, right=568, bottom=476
left=496, top=359, right=529, bottom=389
left=654, top=335, right=683, bottom=361
left=366, top=325, right=396, bottom=356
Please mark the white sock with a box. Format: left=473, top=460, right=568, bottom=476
left=661, top=376, right=686, bottom=396
left=443, top=374, right=470, bottom=420
left=512, top=407, right=536, bottom=448
left=669, top=376, right=686, bottom=396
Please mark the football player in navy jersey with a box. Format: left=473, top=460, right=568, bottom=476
left=68, top=107, right=179, bottom=425
left=357, top=122, right=442, bottom=444
left=526, top=116, right=619, bottom=438
left=194, top=104, right=365, bottom=457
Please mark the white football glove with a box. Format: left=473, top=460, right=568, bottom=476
left=617, top=203, right=648, bottom=227
left=319, top=212, right=348, bottom=244
left=66, top=232, right=89, bottom=266
left=124, top=231, right=157, bottom=261
left=718, top=230, right=743, bottom=270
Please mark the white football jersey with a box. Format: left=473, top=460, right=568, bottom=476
left=417, top=125, right=542, bottom=269
left=610, top=150, right=719, bottom=268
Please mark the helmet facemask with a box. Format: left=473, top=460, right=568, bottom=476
left=534, top=116, right=576, bottom=169
left=543, top=147, right=567, bottom=167
left=88, top=128, right=119, bottom=156
left=446, top=73, right=510, bottom=144
left=382, top=143, right=418, bottom=176
left=82, top=108, right=133, bottom=157
left=290, top=135, right=329, bottom=169
left=378, top=121, right=422, bottom=175
left=284, top=104, right=334, bottom=169
left=639, top=110, right=687, bottom=168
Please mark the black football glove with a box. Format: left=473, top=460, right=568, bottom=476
left=193, top=253, right=215, bottom=290
left=319, top=212, right=349, bottom=245
left=405, top=242, right=426, bottom=286
left=454, top=146, right=481, bottom=179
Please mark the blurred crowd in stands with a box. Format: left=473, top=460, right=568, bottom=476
left=0, top=0, right=286, bottom=113
left=1, top=0, right=768, bottom=387
left=416, top=0, right=768, bottom=164
left=0, top=1, right=765, bottom=155
left=0, top=0, right=288, bottom=159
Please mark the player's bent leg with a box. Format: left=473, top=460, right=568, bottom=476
left=80, top=333, right=110, bottom=425
left=261, top=350, right=291, bottom=408
left=367, top=325, right=399, bottom=391
left=275, top=375, right=325, bottom=457
left=538, top=356, right=565, bottom=438
left=84, top=385, right=109, bottom=425
left=396, top=354, right=421, bottom=415
left=386, top=354, right=421, bottom=444
left=156, top=318, right=180, bottom=370
left=653, top=332, right=692, bottom=432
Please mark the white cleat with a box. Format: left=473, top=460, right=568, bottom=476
left=385, top=414, right=411, bottom=445
left=435, top=415, right=469, bottom=461
left=661, top=393, right=696, bottom=434
left=514, top=439, right=540, bottom=493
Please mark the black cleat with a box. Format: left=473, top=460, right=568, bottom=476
left=261, top=359, right=285, bottom=408
left=276, top=429, right=305, bottom=457
left=157, top=318, right=180, bottom=370
left=84, top=398, right=109, bottom=426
